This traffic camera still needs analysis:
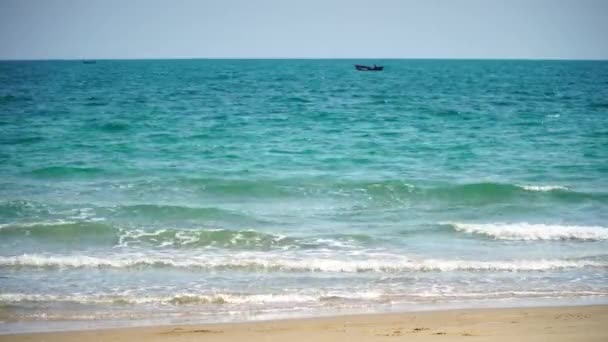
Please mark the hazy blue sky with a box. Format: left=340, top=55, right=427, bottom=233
left=0, top=0, right=606, bottom=60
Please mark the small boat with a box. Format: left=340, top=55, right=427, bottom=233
left=82, top=60, right=97, bottom=64
left=355, top=64, right=383, bottom=71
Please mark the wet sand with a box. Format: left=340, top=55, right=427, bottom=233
left=2, top=305, right=607, bottom=342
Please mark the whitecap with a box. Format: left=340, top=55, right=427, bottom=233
left=518, top=184, right=568, bottom=192
left=1, top=252, right=605, bottom=272
left=448, top=222, right=608, bottom=241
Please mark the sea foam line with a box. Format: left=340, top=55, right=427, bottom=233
left=0, top=292, right=320, bottom=305
left=517, top=184, right=568, bottom=192
left=0, top=220, right=77, bottom=229
left=0, top=253, right=605, bottom=272
left=2, top=289, right=606, bottom=306
left=448, top=222, right=608, bottom=241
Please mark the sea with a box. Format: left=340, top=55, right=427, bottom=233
left=0, top=59, right=607, bottom=333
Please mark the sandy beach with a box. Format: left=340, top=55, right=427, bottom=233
left=2, top=305, right=607, bottom=342
left=2, top=4, right=608, bottom=340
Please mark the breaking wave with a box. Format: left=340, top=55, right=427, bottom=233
left=0, top=292, right=320, bottom=306
left=0, top=221, right=368, bottom=250
left=1, top=253, right=605, bottom=272
left=517, top=184, right=569, bottom=192
left=448, top=222, right=608, bottom=241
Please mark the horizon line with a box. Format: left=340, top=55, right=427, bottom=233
left=1, top=57, right=608, bottom=62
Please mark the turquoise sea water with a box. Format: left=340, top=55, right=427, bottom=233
left=1, top=59, right=607, bottom=332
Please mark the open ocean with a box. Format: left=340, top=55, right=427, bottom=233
left=1, top=59, right=607, bottom=333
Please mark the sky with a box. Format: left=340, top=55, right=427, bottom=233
left=0, top=0, right=607, bottom=60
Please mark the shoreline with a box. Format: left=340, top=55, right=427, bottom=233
left=2, top=305, right=607, bottom=341
left=2, top=296, right=606, bottom=335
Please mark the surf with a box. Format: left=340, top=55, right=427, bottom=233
left=447, top=222, right=608, bottom=241
left=2, top=252, right=605, bottom=272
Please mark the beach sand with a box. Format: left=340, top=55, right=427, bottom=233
left=2, top=305, right=607, bottom=342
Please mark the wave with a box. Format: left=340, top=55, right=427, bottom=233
left=517, top=184, right=569, bottom=192
left=1, top=253, right=605, bottom=272
left=0, top=221, right=118, bottom=245
left=0, top=222, right=365, bottom=250
left=0, top=200, right=51, bottom=219
left=0, top=222, right=283, bottom=249
left=448, top=222, right=608, bottom=241
left=6, top=178, right=604, bottom=208
left=109, top=204, right=255, bottom=222
left=0, top=292, right=319, bottom=306
left=172, top=178, right=607, bottom=205
left=2, top=290, right=606, bottom=309
left=0, top=201, right=259, bottom=225
left=176, top=177, right=291, bottom=197
left=28, top=166, right=107, bottom=179
left=115, top=228, right=303, bottom=249
left=361, top=181, right=583, bottom=202
left=426, top=182, right=575, bottom=202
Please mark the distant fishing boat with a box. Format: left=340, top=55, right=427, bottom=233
left=355, top=64, right=383, bottom=71
left=82, top=60, right=96, bottom=64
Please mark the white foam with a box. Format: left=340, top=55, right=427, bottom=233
left=1, top=253, right=604, bottom=272
left=518, top=184, right=568, bottom=192
left=0, top=220, right=76, bottom=229
left=158, top=241, right=174, bottom=248
left=409, top=289, right=608, bottom=299
left=0, top=292, right=318, bottom=306
left=174, top=230, right=200, bottom=245
left=2, top=289, right=606, bottom=307
left=116, top=228, right=200, bottom=248
left=449, top=222, right=608, bottom=241
left=112, top=228, right=353, bottom=250
left=313, top=238, right=353, bottom=249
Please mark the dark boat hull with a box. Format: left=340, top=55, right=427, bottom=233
left=355, top=64, right=383, bottom=71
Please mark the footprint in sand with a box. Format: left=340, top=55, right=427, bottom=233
left=190, top=329, right=223, bottom=333
left=162, top=328, right=223, bottom=334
